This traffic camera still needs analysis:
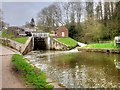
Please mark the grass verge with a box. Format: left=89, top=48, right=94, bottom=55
left=12, top=37, right=28, bottom=44
left=2, top=30, right=28, bottom=44
left=12, top=54, right=54, bottom=89
left=83, top=41, right=120, bottom=49
left=2, top=30, right=14, bottom=38
left=56, top=37, right=77, bottom=47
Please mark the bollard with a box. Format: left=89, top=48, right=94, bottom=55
left=19, top=46, right=22, bottom=53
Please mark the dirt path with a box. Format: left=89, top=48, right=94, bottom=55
left=0, top=44, right=26, bottom=89
left=0, top=44, right=65, bottom=89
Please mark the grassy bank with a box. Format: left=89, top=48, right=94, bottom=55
left=12, top=37, right=28, bottom=44
left=2, top=30, right=28, bottom=44
left=56, top=37, right=77, bottom=47
left=12, top=54, right=54, bottom=89
left=83, top=41, right=120, bottom=49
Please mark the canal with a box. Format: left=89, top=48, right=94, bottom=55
left=25, top=50, right=120, bottom=88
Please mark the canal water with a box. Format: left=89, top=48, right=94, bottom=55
left=25, top=50, right=120, bottom=88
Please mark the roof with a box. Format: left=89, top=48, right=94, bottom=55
left=55, top=26, right=68, bottom=31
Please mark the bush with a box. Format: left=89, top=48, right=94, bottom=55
left=12, top=54, right=54, bottom=89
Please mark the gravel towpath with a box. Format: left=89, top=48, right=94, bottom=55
left=0, top=44, right=25, bottom=89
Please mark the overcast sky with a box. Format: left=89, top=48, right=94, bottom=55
left=2, top=2, right=52, bottom=26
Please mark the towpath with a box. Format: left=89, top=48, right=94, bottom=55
left=0, top=44, right=25, bottom=89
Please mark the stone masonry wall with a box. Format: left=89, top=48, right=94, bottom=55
left=0, top=37, right=33, bottom=55
left=50, top=38, right=70, bottom=50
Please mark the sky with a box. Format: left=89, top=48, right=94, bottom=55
left=2, top=0, right=118, bottom=26
left=2, top=2, right=52, bottom=26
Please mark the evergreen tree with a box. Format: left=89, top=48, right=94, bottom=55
left=30, top=18, right=35, bottom=27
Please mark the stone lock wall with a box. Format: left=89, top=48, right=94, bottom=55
left=0, top=37, right=33, bottom=55
left=50, top=38, right=69, bottom=50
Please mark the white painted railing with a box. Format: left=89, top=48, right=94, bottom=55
left=32, top=33, right=49, bottom=38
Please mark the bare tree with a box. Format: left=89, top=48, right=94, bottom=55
left=104, top=1, right=110, bottom=26
left=61, top=2, right=71, bottom=24
left=37, top=3, right=64, bottom=32
left=74, top=2, right=82, bottom=23
left=95, top=1, right=104, bottom=22
left=99, top=1, right=103, bottom=21
left=0, top=9, right=3, bottom=21
left=86, top=1, right=94, bottom=19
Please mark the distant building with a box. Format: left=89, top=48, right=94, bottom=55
left=55, top=26, right=68, bottom=37
left=7, top=26, right=26, bottom=37
left=23, top=27, right=37, bottom=32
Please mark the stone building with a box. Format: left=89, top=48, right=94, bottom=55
left=55, top=26, right=68, bottom=37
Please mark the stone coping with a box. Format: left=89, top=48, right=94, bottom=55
left=78, top=48, right=120, bottom=54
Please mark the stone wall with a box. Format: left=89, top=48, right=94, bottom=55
left=78, top=48, right=120, bottom=54
left=0, top=37, right=33, bottom=55
left=22, top=37, right=33, bottom=55
left=50, top=38, right=70, bottom=50
left=0, top=36, right=71, bottom=54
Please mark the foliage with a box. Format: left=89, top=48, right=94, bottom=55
left=81, top=18, right=103, bottom=43
left=56, top=37, right=77, bottom=47
left=12, top=37, right=28, bottom=44
left=65, top=23, right=83, bottom=43
left=67, top=24, right=78, bottom=39
left=12, top=54, right=54, bottom=89
left=66, top=19, right=104, bottom=44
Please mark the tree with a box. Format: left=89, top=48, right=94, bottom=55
left=68, top=24, right=78, bottom=39
left=75, top=2, right=82, bottom=23
left=37, top=1, right=120, bottom=43
left=30, top=18, right=35, bottom=27
left=0, top=9, right=9, bottom=30
left=112, top=1, right=120, bottom=36
left=0, top=9, right=3, bottom=21
left=104, top=2, right=109, bottom=26
left=62, top=2, right=71, bottom=24
left=86, top=1, right=94, bottom=20
left=0, top=9, right=3, bottom=29
left=95, top=1, right=103, bottom=22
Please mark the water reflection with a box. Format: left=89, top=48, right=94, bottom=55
left=25, top=51, right=120, bottom=88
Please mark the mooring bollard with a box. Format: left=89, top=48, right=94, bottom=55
left=19, top=46, right=22, bottom=53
